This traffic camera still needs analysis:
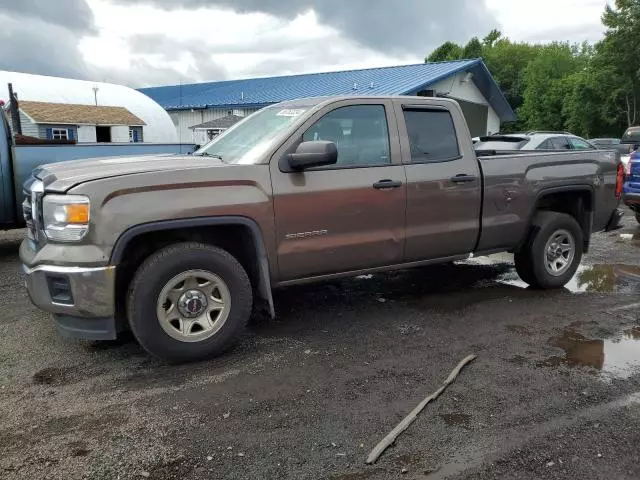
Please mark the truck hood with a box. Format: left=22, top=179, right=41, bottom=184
left=35, top=154, right=226, bottom=192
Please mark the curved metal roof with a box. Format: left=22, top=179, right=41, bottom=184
left=0, top=70, right=178, bottom=142
left=139, top=59, right=516, bottom=122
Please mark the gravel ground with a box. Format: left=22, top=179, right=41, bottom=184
left=1, top=213, right=640, bottom=480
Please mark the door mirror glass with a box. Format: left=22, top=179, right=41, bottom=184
left=287, top=141, right=338, bottom=170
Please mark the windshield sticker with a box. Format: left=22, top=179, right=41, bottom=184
left=276, top=109, right=306, bottom=117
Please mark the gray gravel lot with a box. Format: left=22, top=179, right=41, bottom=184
left=1, top=213, right=640, bottom=480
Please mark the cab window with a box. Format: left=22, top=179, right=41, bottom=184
left=302, top=105, right=390, bottom=167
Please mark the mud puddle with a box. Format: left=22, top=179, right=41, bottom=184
left=465, top=254, right=640, bottom=294
left=540, top=326, right=640, bottom=379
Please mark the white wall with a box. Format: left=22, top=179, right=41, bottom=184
left=77, top=125, right=97, bottom=143
left=487, top=109, right=500, bottom=136
left=430, top=71, right=501, bottom=135
left=111, top=126, right=130, bottom=143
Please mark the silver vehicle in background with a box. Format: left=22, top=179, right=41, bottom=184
left=474, top=131, right=596, bottom=151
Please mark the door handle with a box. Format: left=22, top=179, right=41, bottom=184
left=450, top=174, right=477, bottom=184
left=373, top=179, right=402, bottom=189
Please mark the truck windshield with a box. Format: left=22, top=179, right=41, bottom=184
left=194, top=106, right=308, bottom=164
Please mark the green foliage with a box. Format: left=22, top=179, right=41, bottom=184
left=424, top=1, right=640, bottom=137
left=426, top=42, right=463, bottom=62
left=462, top=37, right=483, bottom=59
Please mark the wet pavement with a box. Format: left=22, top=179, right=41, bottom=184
left=1, top=211, right=640, bottom=479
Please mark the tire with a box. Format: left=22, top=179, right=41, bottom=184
left=127, top=242, right=253, bottom=363
left=636, top=213, right=640, bottom=225
left=514, top=212, right=583, bottom=289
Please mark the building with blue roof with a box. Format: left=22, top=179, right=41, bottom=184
left=139, top=59, right=515, bottom=145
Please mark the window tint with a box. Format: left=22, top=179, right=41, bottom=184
left=549, top=137, right=571, bottom=150
left=568, top=137, right=594, bottom=150
left=536, top=139, right=553, bottom=150
left=403, top=109, right=460, bottom=162
left=302, top=105, right=390, bottom=167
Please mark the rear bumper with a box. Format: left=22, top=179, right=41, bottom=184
left=623, top=191, right=640, bottom=210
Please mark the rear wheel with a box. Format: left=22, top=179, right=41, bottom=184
left=514, top=212, right=583, bottom=289
left=127, top=242, right=253, bottom=363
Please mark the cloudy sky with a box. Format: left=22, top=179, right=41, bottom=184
left=0, top=0, right=609, bottom=88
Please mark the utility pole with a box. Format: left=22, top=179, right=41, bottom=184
left=7, top=83, right=22, bottom=136
left=92, top=86, right=99, bottom=106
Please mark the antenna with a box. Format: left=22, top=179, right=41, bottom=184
left=92, top=86, right=99, bottom=106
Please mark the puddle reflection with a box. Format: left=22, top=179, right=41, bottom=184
left=540, top=327, right=640, bottom=379
left=494, top=261, right=640, bottom=294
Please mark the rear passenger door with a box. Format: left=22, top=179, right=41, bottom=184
left=393, top=100, right=481, bottom=262
left=271, top=100, right=407, bottom=281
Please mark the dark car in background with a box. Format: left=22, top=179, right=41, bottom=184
left=590, top=137, right=634, bottom=155
left=474, top=131, right=596, bottom=152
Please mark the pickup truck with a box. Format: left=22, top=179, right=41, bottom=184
left=20, top=95, right=624, bottom=363
left=0, top=111, right=195, bottom=229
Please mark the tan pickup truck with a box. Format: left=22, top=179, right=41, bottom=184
left=20, top=96, right=624, bottom=362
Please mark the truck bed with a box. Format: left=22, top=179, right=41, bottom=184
left=476, top=149, right=620, bottom=253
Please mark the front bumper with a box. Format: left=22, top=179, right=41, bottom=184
left=22, top=262, right=118, bottom=340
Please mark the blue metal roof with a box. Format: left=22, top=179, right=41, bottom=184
left=139, top=59, right=516, bottom=122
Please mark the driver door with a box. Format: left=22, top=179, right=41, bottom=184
left=270, top=99, right=407, bottom=282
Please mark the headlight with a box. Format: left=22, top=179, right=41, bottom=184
left=42, top=195, right=90, bottom=242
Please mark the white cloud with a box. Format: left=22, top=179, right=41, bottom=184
left=79, top=0, right=416, bottom=87
left=486, top=0, right=607, bottom=43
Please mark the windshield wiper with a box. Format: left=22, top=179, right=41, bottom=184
left=195, top=152, right=225, bottom=162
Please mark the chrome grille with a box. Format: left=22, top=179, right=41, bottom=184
left=23, top=179, right=43, bottom=242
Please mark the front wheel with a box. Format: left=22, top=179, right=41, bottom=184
left=514, top=212, right=583, bottom=289
left=127, top=242, right=253, bottom=363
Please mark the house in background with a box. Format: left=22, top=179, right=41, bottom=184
left=139, top=59, right=516, bottom=142
left=8, top=100, right=146, bottom=143
left=0, top=70, right=179, bottom=143
left=189, top=114, right=244, bottom=146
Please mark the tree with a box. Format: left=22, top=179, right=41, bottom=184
left=462, top=37, right=483, bottom=59
left=599, top=0, right=640, bottom=127
left=517, top=43, right=588, bottom=132
left=426, top=41, right=463, bottom=62
left=482, top=39, right=541, bottom=130
left=483, top=29, right=502, bottom=48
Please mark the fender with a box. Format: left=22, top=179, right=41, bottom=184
left=515, top=184, right=595, bottom=254
left=110, top=216, right=275, bottom=318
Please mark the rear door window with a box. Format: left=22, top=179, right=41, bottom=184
left=403, top=109, right=460, bottom=163
left=536, top=139, right=553, bottom=150
left=568, top=137, right=594, bottom=150
left=550, top=137, right=571, bottom=150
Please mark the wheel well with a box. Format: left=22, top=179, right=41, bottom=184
left=113, top=224, right=266, bottom=324
left=531, top=189, right=593, bottom=252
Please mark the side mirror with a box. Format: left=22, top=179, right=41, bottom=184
left=287, top=141, right=338, bottom=171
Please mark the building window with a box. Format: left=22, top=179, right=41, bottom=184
left=45, top=127, right=74, bottom=141
left=52, top=128, right=69, bottom=140
left=129, top=126, right=143, bottom=143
